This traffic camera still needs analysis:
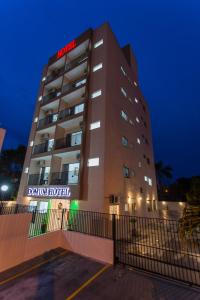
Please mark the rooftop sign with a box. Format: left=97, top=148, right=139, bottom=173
left=27, top=186, right=71, bottom=198
left=57, top=40, right=76, bottom=59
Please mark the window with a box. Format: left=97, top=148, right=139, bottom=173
left=47, top=139, right=54, bottom=151
left=94, top=39, right=103, bottom=48
left=71, top=131, right=82, bottom=146
left=42, top=76, right=46, bottom=82
left=144, top=176, right=148, bottom=182
left=38, top=96, right=42, bottom=102
left=135, top=98, right=138, bottom=103
left=138, top=161, right=142, bottom=168
left=75, top=78, right=86, bottom=88
left=30, top=141, right=34, bottom=147
left=75, top=103, right=84, bottom=114
left=129, top=119, right=134, bottom=125
left=34, top=117, right=38, bottom=123
left=24, top=167, right=29, bottom=174
left=90, top=121, right=101, bottom=130
left=109, top=205, right=119, bottom=215
left=121, top=87, right=127, bottom=98
left=121, top=66, right=126, bottom=76
left=129, top=98, right=133, bottom=104
left=88, top=157, right=99, bottom=167
left=93, top=63, right=103, bottom=72
left=137, top=138, right=141, bottom=144
left=123, top=166, right=130, bottom=178
left=148, top=178, right=152, bottom=186
left=122, top=136, right=128, bottom=146
left=91, top=90, right=102, bottom=99
left=136, top=117, right=140, bottom=123
left=121, top=110, right=128, bottom=121
left=124, top=204, right=128, bottom=211
left=134, top=81, right=138, bottom=86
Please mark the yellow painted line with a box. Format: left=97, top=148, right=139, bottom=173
left=66, top=264, right=110, bottom=300
left=0, top=251, right=67, bottom=286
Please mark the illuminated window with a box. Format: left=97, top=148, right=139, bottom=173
left=134, top=81, right=138, bottom=86
left=121, top=66, right=126, bottom=76
left=121, top=110, right=128, bottom=121
left=137, top=138, right=141, bottom=144
left=138, top=161, right=142, bottom=168
left=123, top=166, right=130, bottom=178
left=122, top=136, right=128, bottom=146
left=75, top=78, right=86, bottom=88
left=30, top=141, right=34, bottom=147
left=144, top=176, right=148, bottom=182
left=34, top=117, right=38, bottom=123
left=91, top=90, right=102, bottom=99
left=88, top=157, right=99, bottom=167
left=24, top=167, right=29, bottom=174
left=129, top=97, right=133, bottom=103
left=129, top=119, right=134, bottom=125
left=93, top=63, right=103, bottom=72
left=148, top=178, right=152, bottom=186
left=121, top=87, right=127, bottom=98
left=136, top=117, right=140, bottom=123
left=75, top=103, right=84, bottom=114
left=38, top=96, right=42, bottom=102
left=90, top=121, right=101, bottom=130
left=135, top=98, right=139, bottom=103
left=94, top=39, right=103, bottom=48
left=42, top=76, right=46, bottom=82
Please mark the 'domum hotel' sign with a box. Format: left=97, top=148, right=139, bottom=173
left=27, top=186, right=71, bottom=198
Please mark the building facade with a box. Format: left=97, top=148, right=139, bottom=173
left=17, top=23, right=158, bottom=216
left=0, top=128, right=6, bottom=153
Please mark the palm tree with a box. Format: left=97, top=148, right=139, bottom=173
left=155, top=160, right=173, bottom=191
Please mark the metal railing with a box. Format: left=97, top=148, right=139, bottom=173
left=28, top=173, right=50, bottom=185
left=42, top=90, right=60, bottom=105
left=62, top=77, right=87, bottom=94
left=1, top=205, right=199, bottom=286
left=28, top=170, right=79, bottom=186
left=33, top=142, right=50, bottom=155
left=37, top=113, right=58, bottom=130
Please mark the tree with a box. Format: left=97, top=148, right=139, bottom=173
left=186, top=176, right=200, bottom=205
left=155, top=160, right=173, bottom=191
left=0, top=145, right=26, bottom=200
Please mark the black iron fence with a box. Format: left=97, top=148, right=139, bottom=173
left=0, top=205, right=199, bottom=286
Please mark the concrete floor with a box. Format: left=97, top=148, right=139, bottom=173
left=0, top=249, right=199, bottom=300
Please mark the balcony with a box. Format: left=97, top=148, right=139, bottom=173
left=28, top=171, right=79, bottom=186
left=45, top=52, right=89, bottom=85
left=62, top=77, right=87, bottom=95
left=42, top=89, right=61, bottom=106
left=33, top=140, right=54, bottom=155
left=50, top=171, right=79, bottom=185
left=28, top=173, right=49, bottom=185
left=58, top=102, right=84, bottom=122
left=37, top=113, right=58, bottom=130
left=54, top=132, right=82, bottom=151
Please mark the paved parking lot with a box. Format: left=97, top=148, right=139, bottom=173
left=0, top=248, right=199, bottom=300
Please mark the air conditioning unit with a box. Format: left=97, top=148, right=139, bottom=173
left=41, top=133, right=49, bottom=141
left=37, top=160, right=45, bottom=167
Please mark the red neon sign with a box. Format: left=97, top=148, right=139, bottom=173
left=57, top=40, right=76, bottom=59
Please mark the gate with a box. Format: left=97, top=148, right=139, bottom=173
left=115, top=215, right=200, bottom=286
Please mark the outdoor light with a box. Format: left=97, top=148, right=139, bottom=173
left=1, top=185, right=8, bottom=192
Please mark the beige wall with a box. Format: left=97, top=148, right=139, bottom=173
left=61, top=231, right=113, bottom=264
left=0, top=213, right=113, bottom=272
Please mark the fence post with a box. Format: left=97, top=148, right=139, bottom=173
left=112, top=214, right=117, bottom=265
left=61, top=209, right=65, bottom=230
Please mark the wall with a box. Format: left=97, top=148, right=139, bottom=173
left=61, top=230, right=113, bottom=264
left=0, top=213, right=113, bottom=272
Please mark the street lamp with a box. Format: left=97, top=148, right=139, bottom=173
left=0, top=185, right=9, bottom=201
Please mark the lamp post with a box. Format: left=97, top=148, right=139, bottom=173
left=0, top=185, right=9, bottom=201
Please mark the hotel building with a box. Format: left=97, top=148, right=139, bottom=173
left=17, top=23, right=158, bottom=216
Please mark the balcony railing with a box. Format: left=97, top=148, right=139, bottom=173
left=28, top=173, right=50, bottom=185
left=62, top=77, right=87, bottom=94
left=45, top=52, right=89, bottom=85
left=33, top=142, right=49, bottom=155
left=54, top=134, right=82, bottom=150
left=28, top=171, right=79, bottom=186
left=50, top=171, right=79, bottom=185
left=37, top=113, right=58, bottom=130
left=42, top=90, right=60, bottom=106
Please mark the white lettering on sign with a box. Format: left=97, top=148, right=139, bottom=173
left=27, top=186, right=71, bottom=198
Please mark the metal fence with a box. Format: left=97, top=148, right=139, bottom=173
left=0, top=205, right=199, bottom=286
left=115, top=215, right=200, bottom=286
left=0, top=204, right=32, bottom=215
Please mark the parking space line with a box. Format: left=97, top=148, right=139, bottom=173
left=66, top=264, right=110, bottom=300
left=0, top=251, right=67, bottom=286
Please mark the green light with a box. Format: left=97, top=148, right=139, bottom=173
left=70, top=200, right=79, bottom=210
left=69, top=200, right=79, bottom=230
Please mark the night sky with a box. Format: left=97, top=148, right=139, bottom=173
left=0, top=0, right=200, bottom=179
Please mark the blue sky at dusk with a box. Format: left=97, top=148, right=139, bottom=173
left=0, top=0, right=200, bottom=178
